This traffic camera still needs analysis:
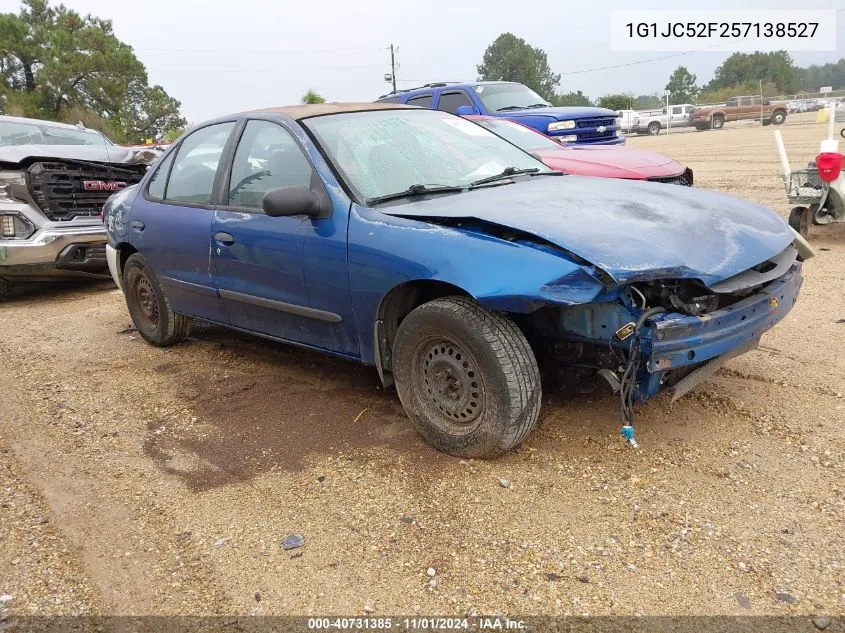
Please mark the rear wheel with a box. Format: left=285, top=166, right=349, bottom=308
left=392, top=296, right=541, bottom=458
left=788, top=206, right=811, bottom=237
left=647, top=121, right=661, bottom=135
left=712, top=115, right=725, bottom=130
left=123, top=252, right=191, bottom=347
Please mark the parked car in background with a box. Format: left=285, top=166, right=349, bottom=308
left=104, top=103, right=807, bottom=458
left=632, top=104, right=696, bottom=135
left=0, top=115, right=151, bottom=301
left=615, top=109, right=639, bottom=134
left=690, top=96, right=787, bottom=130
left=376, top=81, right=624, bottom=145
left=466, top=115, right=692, bottom=185
left=787, top=100, right=811, bottom=114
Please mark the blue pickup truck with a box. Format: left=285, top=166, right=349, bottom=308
left=376, top=81, right=624, bottom=145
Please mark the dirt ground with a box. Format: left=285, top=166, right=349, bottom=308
left=1, top=118, right=843, bottom=619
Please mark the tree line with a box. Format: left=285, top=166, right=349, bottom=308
left=478, top=33, right=845, bottom=111
left=0, top=0, right=186, bottom=143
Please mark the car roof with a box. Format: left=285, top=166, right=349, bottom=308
left=0, top=114, right=103, bottom=132
left=377, top=81, right=518, bottom=101
left=251, top=102, right=416, bottom=120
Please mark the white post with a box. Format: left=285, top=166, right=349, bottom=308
left=827, top=100, right=836, bottom=141
left=775, top=130, right=791, bottom=193
left=664, top=89, right=671, bottom=135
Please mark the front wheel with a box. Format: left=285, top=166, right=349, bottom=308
left=647, top=121, right=661, bottom=135
left=392, top=296, right=541, bottom=458
left=772, top=111, right=786, bottom=125
left=712, top=115, right=725, bottom=130
left=123, top=252, right=191, bottom=347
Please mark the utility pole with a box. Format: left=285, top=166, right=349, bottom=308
left=389, top=44, right=397, bottom=93
left=760, top=79, right=764, bottom=126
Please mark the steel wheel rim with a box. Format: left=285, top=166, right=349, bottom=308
left=132, top=272, right=159, bottom=327
left=418, top=338, right=485, bottom=434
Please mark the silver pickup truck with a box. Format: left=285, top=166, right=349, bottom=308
left=0, top=115, right=151, bottom=301
left=632, top=104, right=696, bottom=135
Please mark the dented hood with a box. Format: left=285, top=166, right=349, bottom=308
left=380, top=175, right=795, bottom=286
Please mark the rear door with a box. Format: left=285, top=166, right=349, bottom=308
left=436, top=90, right=476, bottom=114
left=406, top=93, right=434, bottom=109
left=130, top=121, right=236, bottom=322
left=211, top=118, right=359, bottom=355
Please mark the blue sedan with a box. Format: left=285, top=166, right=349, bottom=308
left=104, top=103, right=810, bottom=457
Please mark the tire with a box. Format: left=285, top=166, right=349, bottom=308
left=788, top=206, right=810, bottom=237
left=647, top=121, right=661, bottom=135
left=712, top=115, right=725, bottom=130
left=122, top=252, right=191, bottom=347
left=392, top=296, right=541, bottom=458
left=762, top=119, right=772, bottom=126
left=0, top=277, right=9, bottom=303
left=772, top=110, right=786, bottom=125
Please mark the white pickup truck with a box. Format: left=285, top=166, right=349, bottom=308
left=632, top=104, right=696, bottom=135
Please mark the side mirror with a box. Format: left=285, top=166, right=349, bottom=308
left=455, top=105, right=476, bottom=116
left=262, top=186, right=322, bottom=218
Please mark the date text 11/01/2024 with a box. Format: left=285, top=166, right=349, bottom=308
left=625, top=22, right=819, bottom=39
left=307, top=617, right=527, bottom=630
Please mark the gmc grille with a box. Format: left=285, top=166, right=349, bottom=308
left=26, top=160, right=147, bottom=222
left=576, top=118, right=616, bottom=129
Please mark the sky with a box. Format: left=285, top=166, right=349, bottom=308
left=1, top=0, right=844, bottom=123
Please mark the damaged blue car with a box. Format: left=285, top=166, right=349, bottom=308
left=103, top=104, right=811, bottom=458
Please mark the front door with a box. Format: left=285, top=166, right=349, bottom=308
left=211, top=119, right=358, bottom=356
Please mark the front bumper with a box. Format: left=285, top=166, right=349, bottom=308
left=0, top=225, right=108, bottom=279
left=636, top=262, right=803, bottom=398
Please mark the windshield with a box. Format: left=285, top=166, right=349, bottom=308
left=472, top=83, right=551, bottom=112
left=475, top=118, right=563, bottom=152
left=0, top=120, right=112, bottom=147
left=304, top=109, right=553, bottom=201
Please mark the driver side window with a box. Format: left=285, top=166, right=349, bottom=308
left=227, top=120, right=313, bottom=210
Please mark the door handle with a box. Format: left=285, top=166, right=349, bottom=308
left=131, top=220, right=145, bottom=231
left=214, top=231, right=235, bottom=246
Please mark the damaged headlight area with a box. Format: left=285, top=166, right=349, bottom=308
left=529, top=254, right=804, bottom=446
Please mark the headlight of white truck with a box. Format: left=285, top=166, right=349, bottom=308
left=548, top=120, right=576, bottom=132
left=0, top=171, right=26, bottom=202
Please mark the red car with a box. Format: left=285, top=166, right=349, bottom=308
left=466, top=115, right=693, bottom=185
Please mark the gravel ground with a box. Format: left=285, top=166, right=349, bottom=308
left=0, top=118, right=843, bottom=618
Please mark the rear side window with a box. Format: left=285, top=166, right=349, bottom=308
left=407, top=94, right=433, bottom=108
left=379, top=95, right=402, bottom=104
left=147, top=151, right=174, bottom=199
left=437, top=91, right=474, bottom=114
left=165, top=122, right=235, bottom=204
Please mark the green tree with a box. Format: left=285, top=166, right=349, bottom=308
left=0, top=0, right=184, bottom=142
left=633, top=94, right=662, bottom=110
left=665, top=66, right=699, bottom=103
left=797, top=58, right=845, bottom=91
left=549, top=90, right=591, bottom=106
left=697, top=81, right=779, bottom=105
left=596, top=94, right=634, bottom=111
left=705, top=51, right=798, bottom=94
left=301, top=89, right=326, bottom=104
left=477, top=33, right=560, bottom=101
